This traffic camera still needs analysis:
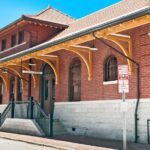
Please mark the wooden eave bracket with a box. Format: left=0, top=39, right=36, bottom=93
left=66, top=45, right=93, bottom=80
left=104, top=34, right=133, bottom=74
left=0, top=65, right=24, bottom=89
left=0, top=73, right=8, bottom=92
left=33, top=55, right=60, bottom=85
left=7, top=63, right=36, bottom=88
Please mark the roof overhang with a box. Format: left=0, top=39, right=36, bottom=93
left=0, top=7, right=149, bottom=65
left=0, top=15, right=68, bottom=37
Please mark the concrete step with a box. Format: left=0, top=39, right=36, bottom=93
left=53, top=120, right=67, bottom=135
left=0, top=118, right=45, bottom=136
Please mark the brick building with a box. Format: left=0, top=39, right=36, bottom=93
left=0, top=0, right=150, bottom=144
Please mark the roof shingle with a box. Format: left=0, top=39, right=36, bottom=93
left=51, top=0, right=150, bottom=41
left=25, top=6, right=75, bottom=25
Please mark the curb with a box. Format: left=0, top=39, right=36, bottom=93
left=0, top=136, right=75, bottom=150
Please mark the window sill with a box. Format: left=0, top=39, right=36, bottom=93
left=103, top=80, right=118, bottom=85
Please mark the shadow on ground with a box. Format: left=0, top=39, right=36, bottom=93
left=53, top=134, right=150, bottom=150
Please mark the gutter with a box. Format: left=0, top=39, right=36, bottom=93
left=0, top=7, right=149, bottom=63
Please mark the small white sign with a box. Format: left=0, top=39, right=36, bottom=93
left=22, top=70, right=43, bottom=75
left=121, top=101, right=128, bottom=112
left=118, top=65, right=129, bottom=93
left=118, top=65, right=128, bottom=75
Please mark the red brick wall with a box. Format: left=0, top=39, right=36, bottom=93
left=0, top=23, right=150, bottom=104
left=0, top=23, right=59, bottom=58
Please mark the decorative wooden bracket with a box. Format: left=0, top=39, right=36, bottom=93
left=8, top=63, right=36, bottom=88
left=105, top=34, right=133, bottom=74
left=33, top=56, right=60, bottom=84
left=0, top=73, right=8, bottom=92
left=0, top=66, right=24, bottom=89
left=66, top=45, right=94, bottom=80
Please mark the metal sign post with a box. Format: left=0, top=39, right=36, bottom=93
left=118, top=65, right=129, bottom=150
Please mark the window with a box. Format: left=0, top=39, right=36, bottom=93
left=18, top=31, right=24, bottom=44
left=1, top=39, right=6, bottom=51
left=104, top=56, right=117, bottom=81
left=69, top=58, right=81, bottom=101
left=11, top=34, right=17, bottom=47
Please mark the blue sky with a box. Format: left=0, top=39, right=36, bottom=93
left=0, top=0, right=121, bottom=28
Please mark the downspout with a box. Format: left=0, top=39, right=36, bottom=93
left=93, top=32, right=140, bottom=143
left=24, top=30, right=33, bottom=98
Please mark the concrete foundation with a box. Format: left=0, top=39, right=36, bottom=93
left=54, top=99, right=150, bottom=144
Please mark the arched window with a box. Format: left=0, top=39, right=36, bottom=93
left=104, top=56, right=118, bottom=81
left=69, top=58, right=81, bottom=101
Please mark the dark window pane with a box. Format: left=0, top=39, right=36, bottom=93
left=11, top=34, right=17, bottom=47
left=104, top=56, right=117, bottom=81
left=18, top=31, right=24, bottom=44
left=1, top=39, right=6, bottom=51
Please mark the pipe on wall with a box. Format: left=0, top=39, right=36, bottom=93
left=92, top=32, right=140, bottom=143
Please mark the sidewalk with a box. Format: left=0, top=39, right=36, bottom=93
left=0, top=132, right=113, bottom=150
left=0, top=132, right=150, bottom=150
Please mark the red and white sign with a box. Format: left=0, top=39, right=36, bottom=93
left=118, top=65, right=129, bottom=93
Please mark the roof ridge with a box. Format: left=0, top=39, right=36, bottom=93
left=36, top=6, right=51, bottom=16
left=35, top=6, right=76, bottom=21
left=49, top=6, right=76, bottom=20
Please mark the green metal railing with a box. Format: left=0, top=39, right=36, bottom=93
left=0, top=103, right=11, bottom=126
left=0, top=96, right=53, bottom=137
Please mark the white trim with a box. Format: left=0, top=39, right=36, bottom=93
left=103, top=80, right=118, bottom=85
left=0, top=42, right=27, bottom=54
left=111, top=33, right=130, bottom=39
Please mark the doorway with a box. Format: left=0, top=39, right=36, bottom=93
left=41, top=64, right=55, bottom=114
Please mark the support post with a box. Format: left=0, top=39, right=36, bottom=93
left=49, top=113, right=54, bottom=137
left=147, top=120, right=150, bottom=144
left=49, top=98, right=55, bottom=137
left=11, top=93, right=15, bottom=118
left=29, top=96, right=34, bottom=119
left=0, top=113, right=1, bottom=126
left=122, top=91, right=127, bottom=150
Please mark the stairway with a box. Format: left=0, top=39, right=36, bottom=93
left=53, top=119, right=67, bottom=135
left=0, top=99, right=68, bottom=137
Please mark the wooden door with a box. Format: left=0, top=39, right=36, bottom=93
left=42, top=64, right=55, bottom=114
left=70, top=59, right=81, bottom=101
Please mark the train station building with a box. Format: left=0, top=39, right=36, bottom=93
left=0, top=0, right=149, bottom=144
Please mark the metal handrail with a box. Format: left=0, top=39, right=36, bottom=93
left=0, top=103, right=11, bottom=126
left=33, top=101, right=49, bottom=119
left=0, top=97, right=52, bottom=137
left=147, top=119, right=150, bottom=144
